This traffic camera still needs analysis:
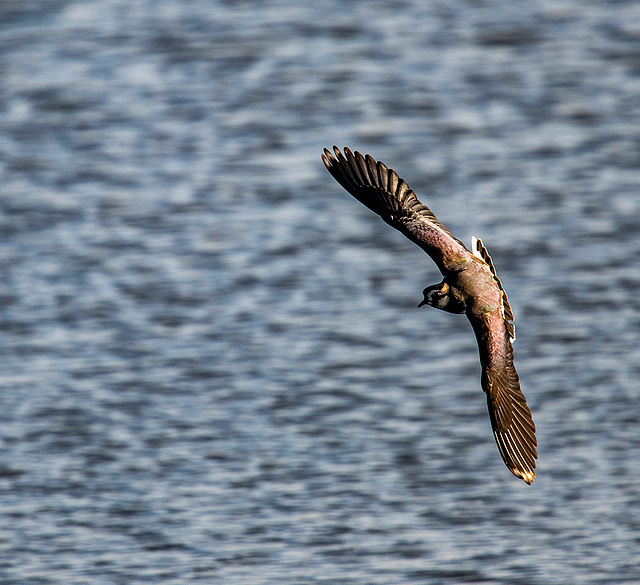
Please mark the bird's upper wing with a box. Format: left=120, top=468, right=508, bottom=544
left=467, top=308, right=537, bottom=484
left=322, top=146, right=470, bottom=275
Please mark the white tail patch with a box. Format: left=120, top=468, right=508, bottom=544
left=471, top=236, right=485, bottom=261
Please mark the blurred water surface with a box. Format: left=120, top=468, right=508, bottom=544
left=1, top=1, right=640, bottom=583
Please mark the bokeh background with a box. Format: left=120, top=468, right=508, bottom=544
left=1, top=1, right=640, bottom=583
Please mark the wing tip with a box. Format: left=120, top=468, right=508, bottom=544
left=321, top=145, right=339, bottom=167
left=511, top=467, right=536, bottom=485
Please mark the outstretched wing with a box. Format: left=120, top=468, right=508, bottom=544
left=467, top=309, right=537, bottom=483
left=322, top=146, right=470, bottom=275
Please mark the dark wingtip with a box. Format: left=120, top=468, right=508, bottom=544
left=321, top=147, right=334, bottom=167
left=322, top=146, right=353, bottom=170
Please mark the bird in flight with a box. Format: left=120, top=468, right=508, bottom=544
left=322, top=146, right=537, bottom=484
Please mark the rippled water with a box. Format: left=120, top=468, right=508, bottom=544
left=1, top=1, right=640, bottom=583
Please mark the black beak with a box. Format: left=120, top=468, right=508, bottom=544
left=417, top=299, right=427, bottom=308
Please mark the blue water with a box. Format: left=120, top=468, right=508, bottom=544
left=1, top=1, right=639, bottom=583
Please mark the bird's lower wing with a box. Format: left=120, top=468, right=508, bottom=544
left=469, top=310, right=537, bottom=484
left=322, top=146, right=469, bottom=274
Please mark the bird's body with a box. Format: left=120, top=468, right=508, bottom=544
left=322, top=146, right=537, bottom=484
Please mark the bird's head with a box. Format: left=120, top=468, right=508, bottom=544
left=418, top=281, right=465, bottom=313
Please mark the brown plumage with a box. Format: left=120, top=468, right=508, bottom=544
left=322, top=146, right=537, bottom=484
